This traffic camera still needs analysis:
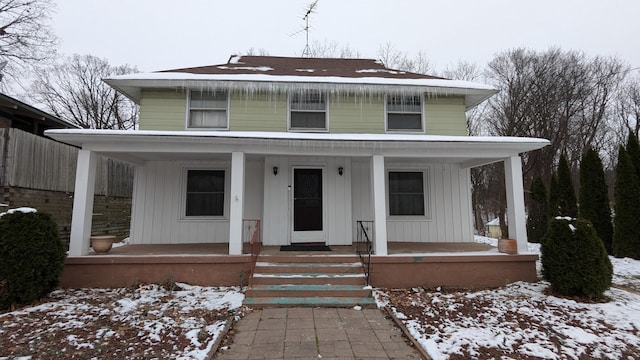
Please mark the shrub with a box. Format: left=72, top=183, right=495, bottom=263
left=556, top=155, right=578, bottom=218
left=579, top=148, right=613, bottom=254
left=527, top=176, right=547, bottom=243
left=613, top=145, right=640, bottom=259
left=547, top=174, right=560, bottom=217
left=541, top=217, right=612, bottom=299
left=0, top=211, right=66, bottom=310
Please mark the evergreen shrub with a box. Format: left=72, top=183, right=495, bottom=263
left=0, top=211, right=66, bottom=310
left=613, top=145, right=640, bottom=259
left=541, top=217, right=612, bottom=300
left=527, top=177, right=547, bottom=243
left=579, top=148, right=613, bottom=254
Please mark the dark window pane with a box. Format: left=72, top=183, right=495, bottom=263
left=186, top=170, right=224, bottom=216
left=291, top=112, right=326, bottom=129
left=387, top=113, right=422, bottom=130
left=389, top=171, right=425, bottom=216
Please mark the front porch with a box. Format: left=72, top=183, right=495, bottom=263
left=59, top=241, right=538, bottom=289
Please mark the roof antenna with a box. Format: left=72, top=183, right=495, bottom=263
left=290, top=0, right=318, bottom=57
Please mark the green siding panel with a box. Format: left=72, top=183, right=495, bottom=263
left=329, top=95, right=385, bottom=134
left=229, top=93, right=287, bottom=132
left=425, top=97, right=468, bottom=136
left=137, top=89, right=468, bottom=135
left=139, top=90, right=186, bottom=130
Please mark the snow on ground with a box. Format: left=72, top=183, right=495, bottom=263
left=376, top=283, right=640, bottom=359
left=374, top=236, right=640, bottom=359
left=0, top=284, right=244, bottom=359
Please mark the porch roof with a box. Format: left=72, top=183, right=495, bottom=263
left=45, top=129, right=549, bottom=168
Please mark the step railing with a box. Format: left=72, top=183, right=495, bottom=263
left=356, top=220, right=373, bottom=286
left=242, top=219, right=261, bottom=287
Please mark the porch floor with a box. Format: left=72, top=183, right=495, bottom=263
left=97, top=242, right=495, bottom=256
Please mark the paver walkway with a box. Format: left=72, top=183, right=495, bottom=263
left=214, top=307, right=424, bottom=359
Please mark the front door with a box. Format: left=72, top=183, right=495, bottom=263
left=292, top=168, right=324, bottom=243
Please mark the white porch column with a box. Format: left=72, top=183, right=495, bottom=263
left=371, top=155, right=388, bottom=255
left=504, top=155, right=528, bottom=253
left=69, top=150, right=97, bottom=256
left=229, top=152, right=245, bottom=255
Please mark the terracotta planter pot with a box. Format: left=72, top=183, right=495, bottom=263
left=91, top=235, right=116, bottom=254
left=498, top=238, right=517, bottom=254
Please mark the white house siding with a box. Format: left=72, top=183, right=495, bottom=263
left=130, top=160, right=231, bottom=244
left=262, top=156, right=352, bottom=246
left=244, top=159, right=264, bottom=222
left=351, top=159, right=474, bottom=243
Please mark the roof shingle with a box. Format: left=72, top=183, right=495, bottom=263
left=159, top=55, right=444, bottom=80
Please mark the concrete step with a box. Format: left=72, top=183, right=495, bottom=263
left=257, top=255, right=361, bottom=263
left=245, top=284, right=372, bottom=298
left=251, top=272, right=366, bottom=285
left=243, top=296, right=377, bottom=308
left=254, top=261, right=363, bottom=274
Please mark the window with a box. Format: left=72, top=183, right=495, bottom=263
left=185, top=170, right=225, bottom=217
left=188, top=90, right=228, bottom=129
left=290, top=91, right=327, bottom=130
left=386, top=95, right=423, bottom=131
left=388, top=171, right=425, bottom=216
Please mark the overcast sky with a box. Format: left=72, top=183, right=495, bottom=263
left=53, top=0, right=640, bottom=74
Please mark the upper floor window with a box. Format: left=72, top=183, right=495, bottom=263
left=386, top=95, right=423, bottom=131
left=188, top=90, right=228, bottom=129
left=185, top=169, right=225, bottom=217
left=290, top=91, right=327, bottom=131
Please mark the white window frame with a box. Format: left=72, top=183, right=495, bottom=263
left=385, top=94, right=425, bottom=133
left=386, top=167, right=432, bottom=220
left=179, top=166, right=230, bottom=221
left=186, top=89, right=230, bottom=130
left=288, top=91, right=329, bottom=132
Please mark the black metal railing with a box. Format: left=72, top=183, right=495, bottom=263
left=242, top=219, right=261, bottom=287
left=356, top=220, right=373, bottom=285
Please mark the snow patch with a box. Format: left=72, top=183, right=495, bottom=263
left=356, top=69, right=407, bottom=75
left=0, top=207, right=37, bottom=217
left=216, top=66, right=273, bottom=71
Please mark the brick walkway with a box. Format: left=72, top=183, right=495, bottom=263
left=214, top=307, right=424, bottom=359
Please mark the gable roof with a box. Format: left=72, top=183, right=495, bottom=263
left=105, top=55, right=498, bottom=109
left=160, top=55, right=445, bottom=80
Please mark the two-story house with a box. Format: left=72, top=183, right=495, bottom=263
left=47, top=56, right=548, bottom=289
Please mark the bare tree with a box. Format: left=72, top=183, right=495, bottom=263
left=377, top=42, right=432, bottom=74
left=616, top=73, right=640, bottom=137
left=0, top=0, right=57, bottom=84
left=30, top=54, right=139, bottom=129
left=243, top=47, right=270, bottom=56
left=484, top=48, right=628, bottom=182
left=306, top=39, right=361, bottom=58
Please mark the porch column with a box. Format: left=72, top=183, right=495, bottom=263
left=504, top=155, right=528, bottom=253
left=371, top=155, right=388, bottom=255
left=229, top=152, right=245, bottom=255
left=69, top=150, right=97, bottom=256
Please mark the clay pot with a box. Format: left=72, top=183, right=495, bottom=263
left=498, top=238, right=517, bottom=254
left=91, top=235, right=116, bottom=254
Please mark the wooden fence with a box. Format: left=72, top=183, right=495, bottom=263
left=0, top=128, right=133, bottom=197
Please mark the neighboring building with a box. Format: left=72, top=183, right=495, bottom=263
left=47, top=56, right=548, bottom=288
left=486, top=218, right=503, bottom=239
left=0, top=93, right=132, bottom=244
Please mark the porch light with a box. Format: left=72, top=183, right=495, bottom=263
left=273, top=166, right=278, bottom=175
left=338, top=166, right=344, bottom=176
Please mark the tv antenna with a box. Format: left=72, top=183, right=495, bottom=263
left=289, top=0, right=318, bottom=57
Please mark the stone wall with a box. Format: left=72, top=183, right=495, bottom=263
left=1, top=186, right=131, bottom=248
